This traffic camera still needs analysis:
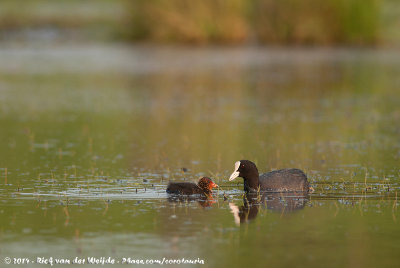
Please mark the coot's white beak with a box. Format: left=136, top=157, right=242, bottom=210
left=229, top=161, right=241, bottom=181
left=229, top=171, right=239, bottom=181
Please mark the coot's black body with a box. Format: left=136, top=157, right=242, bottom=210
left=229, top=160, right=310, bottom=193
left=166, top=177, right=218, bottom=196
left=166, top=182, right=208, bottom=195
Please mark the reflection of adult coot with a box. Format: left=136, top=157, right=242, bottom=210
left=230, top=192, right=309, bottom=225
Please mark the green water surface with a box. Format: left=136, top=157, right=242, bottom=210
left=0, top=46, right=399, bottom=267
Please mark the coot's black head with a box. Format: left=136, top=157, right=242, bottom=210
left=198, top=177, right=218, bottom=192
left=229, top=160, right=259, bottom=183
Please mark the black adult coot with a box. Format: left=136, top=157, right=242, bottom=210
left=166, top=177, right=218, bottom=196
left=229, top=160, right=310, bottom=193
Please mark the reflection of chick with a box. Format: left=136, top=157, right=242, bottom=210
left=167, top=195, right=216, bottom=208
left=166, top=177, right=218, bottom=196
left=197, top=197, right=216, bottom=208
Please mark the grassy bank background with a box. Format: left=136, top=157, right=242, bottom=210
left=128, top=0, right=380, bottom=45
left=0, top=0, right=399, bottom=46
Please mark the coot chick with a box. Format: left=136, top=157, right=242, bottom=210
left=166, top=177, right=218, bottom=196
left=229, top=160, right=310, bottom=193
